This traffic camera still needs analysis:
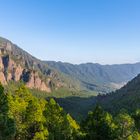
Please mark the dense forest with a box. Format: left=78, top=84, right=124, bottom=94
left=97, top=74, right=140, bottom=115
left=1, top=83, right=140, bottom=140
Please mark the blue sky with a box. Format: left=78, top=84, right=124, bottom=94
left=0, top=0, right=140, bottom=64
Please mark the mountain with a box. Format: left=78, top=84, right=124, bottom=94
left=0, top=37, right=75, bottom=92
left=1, top=36, right=140, bottom=96
left=2, top=36, right=140, bottom=121
left=46, top=61, right=140, bottom=93
left=97, top=73, right=140, bottom=114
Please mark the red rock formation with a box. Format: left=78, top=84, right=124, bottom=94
left=0, top=72, right=7, bottom=85
left=26, top=71, right=51, bottom=92
left=0, top=54, right=52, bottom=92
left=0, top=39, right=65, bottom=93
left=0, top=57, right=3, bottom=69
left=14, top=65, right=23, bottom=81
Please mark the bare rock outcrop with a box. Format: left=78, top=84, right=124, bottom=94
left=0, top=54, right=52, bottom=92
left=21, top=70, right=51, bottom=92
left=0, top=57, right=3, bottom=70
left=0, top=72, right=7, bottom=85
left=14, top=65, right=23, bottom=81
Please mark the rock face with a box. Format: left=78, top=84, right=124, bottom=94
left=21, top=70, right=51, bottom=92
left=0, top=37, right=65, bottom=92
left=0, top=57, right=3, bottom=69
left=0, top=72, right=7, bottom=85
left=14, top=65, right=23, bottom=81
left=0, top=53, right=51, bottom=92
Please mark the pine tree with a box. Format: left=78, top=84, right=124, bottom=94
left=82, top=105, right=117, bottom=140
left=0, top=83, right=15, bottom=140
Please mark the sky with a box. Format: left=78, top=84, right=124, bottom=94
left=0, top=0, right=140, bottom=64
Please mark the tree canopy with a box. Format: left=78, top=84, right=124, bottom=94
left=0, top=83, right=140, bottom=140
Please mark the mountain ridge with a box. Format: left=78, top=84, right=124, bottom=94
left=1, top=36, right=140, bottom=94
left=46, top=61, right=140, bottom=93
left=46, top=60, right=140, bottom=66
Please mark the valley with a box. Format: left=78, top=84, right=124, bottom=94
left=1, top=0, right=140, bottom=139
left=0, top=37, right=140, bottom=140
left=1, top=37, right=140, bottom=122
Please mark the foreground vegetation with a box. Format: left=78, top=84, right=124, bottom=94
left=0, top=83, right=81, bottom=140
left=1, top=83, right=140, bottom=140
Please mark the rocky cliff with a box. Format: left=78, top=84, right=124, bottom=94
left=0, top=37, right=66, bottom=92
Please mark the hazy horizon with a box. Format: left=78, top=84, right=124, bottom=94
left=0, top=0, right=140, bottom=64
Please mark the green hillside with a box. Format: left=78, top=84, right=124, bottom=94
left=2, top=82, right=140, bottom=140
left=46, top=61, right=140, bottom=93
left=97, top=74, right=140, bottom=114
